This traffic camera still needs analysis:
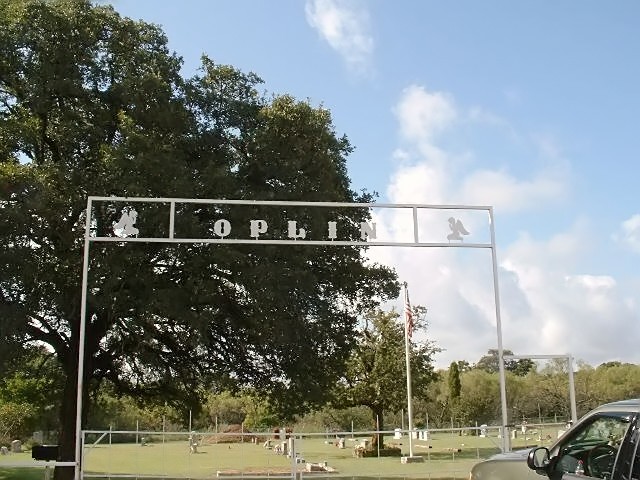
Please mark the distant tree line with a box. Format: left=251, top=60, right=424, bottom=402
left=3, top=341, right=640, bottom=447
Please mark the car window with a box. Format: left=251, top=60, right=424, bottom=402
left=631, top=430, right=640, bottom=480
left=552, top=412, right=632, bottom=479
left=615, top=414, right=640, bottom=480
left=633, top=431, right=640, bottom=479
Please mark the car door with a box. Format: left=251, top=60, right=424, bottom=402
left=563, top=413, right=640, bottom=480
left=609, top=413, right=640, bottom=480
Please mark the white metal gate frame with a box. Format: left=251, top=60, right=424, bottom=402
left=504, top=354, right=577, bottom=425
left=73, top=196, right=510, bottom=480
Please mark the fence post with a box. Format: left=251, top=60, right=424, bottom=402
left=290, top=436, right=296, bottom=480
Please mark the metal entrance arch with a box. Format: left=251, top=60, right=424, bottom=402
left=74, top=197, right=510, bottom=479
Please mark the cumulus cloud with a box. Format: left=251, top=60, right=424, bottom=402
left=459, top=169, right=567, bottom=213
left=394, top=85, right=457, bottom=143
left=305, top=0, right=373, bottom=75
left=386, top=161, right=450, bottom=205
left=613, top=214, right=640, bottom=253
left=501, top=247, right=638, bottom=367
left=371, top=84, right=640, bottom=369
left=390, top=85, right=568, bottom=212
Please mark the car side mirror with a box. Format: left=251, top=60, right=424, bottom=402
left=527, top=447, right=551, bottom=472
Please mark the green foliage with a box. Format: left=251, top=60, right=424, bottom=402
left=0, top=401, right=35, bottom=443
left=333, top=307, right=440, bottom=446
left=509, top=358, right=535, bottom=376
left=203, top=390, right=280, bottom=430
left=474, top=349, right=503, bottom=373
left=242, top=396, right=280, bottom=431
left=474, top=349, right=534, bottom=376
left=86, top=389, right=184, bottom=433
left=205, top=391, right=247, bottom=426
left=458, top=369, right=501, bottom=425
left=0, top=0, right=399, bottom=474
left=297, top=405, right=371, bottom=432
left=336, top=308, right=440, bottom=415
left=456, top=360, right=472, bottom=373
left=0, top=345, right=62, bottom=438
left=447, top=361, right=462, bottom=425
left=578, top=363, right=640, bottom=409
left=428, top=360, right=640, bottom=427
left=448, top=361, right=461, bottom=400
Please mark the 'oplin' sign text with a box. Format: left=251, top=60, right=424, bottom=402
left=111, top=206, right=377, bottom=241
left=221, top=219, right=376, bottom=241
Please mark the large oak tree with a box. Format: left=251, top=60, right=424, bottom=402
left=0, top=1, right=398, bottom=478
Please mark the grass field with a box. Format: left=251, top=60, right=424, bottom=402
left=0, top=426, right=562, bottom=479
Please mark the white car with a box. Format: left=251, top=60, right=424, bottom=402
left=469, top=399, right=640, bottom=480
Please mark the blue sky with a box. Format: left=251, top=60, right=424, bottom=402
left=112, top=0, right=640, bottom=369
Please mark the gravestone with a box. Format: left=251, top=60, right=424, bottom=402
left=189, top=433, right=198, bottom=453
left=11, top=440, right=21, bottom=453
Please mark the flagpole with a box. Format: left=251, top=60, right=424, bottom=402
left=403, top=282, right=415, bottom=458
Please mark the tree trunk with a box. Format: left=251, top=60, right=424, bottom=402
left=54, top=336, right=90, bottom=480
left=371, top=406, right=384, bottom=449
left=54, top=368, right=79, bottom=480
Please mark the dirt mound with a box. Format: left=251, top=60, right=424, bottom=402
left=203, top=424, right=258, bottom=444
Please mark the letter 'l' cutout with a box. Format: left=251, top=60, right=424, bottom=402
left=288, top=221, right=306, bottom=239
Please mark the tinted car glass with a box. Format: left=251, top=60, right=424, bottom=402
left=609, top=413, right=639, bottom=480
left=551, top=412, right=631, bottom=479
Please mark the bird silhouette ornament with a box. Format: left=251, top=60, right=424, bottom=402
left=447, top=217, right=469, bottom=242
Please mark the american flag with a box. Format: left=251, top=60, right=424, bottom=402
left=404, top=285, right=414, bottom=339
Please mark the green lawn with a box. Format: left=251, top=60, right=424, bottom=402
left=0, top=467, right=44, bottom=480
left=0, top=427, right=559, bottom=479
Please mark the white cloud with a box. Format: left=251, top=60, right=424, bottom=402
left=566, top=274, right=616, bottom=290
left=305, top=0, right=373, bottom=75
left=394, top=85, right=456, bottom=143
left=505, top=222, right=593, bottom=272
left=386, top=161, right=450, bottom=205
left=372, top=84, right=640, bottom=369
left=501, top=233, right=638, bottom=367
left=390, top=84, right=568, bottom=212
left=459, top=169, right=567, bottom=213
left=613, top=214, right=640, bottom=253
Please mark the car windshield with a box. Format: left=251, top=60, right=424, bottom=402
left=570, top=415, right=629, bottom=448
